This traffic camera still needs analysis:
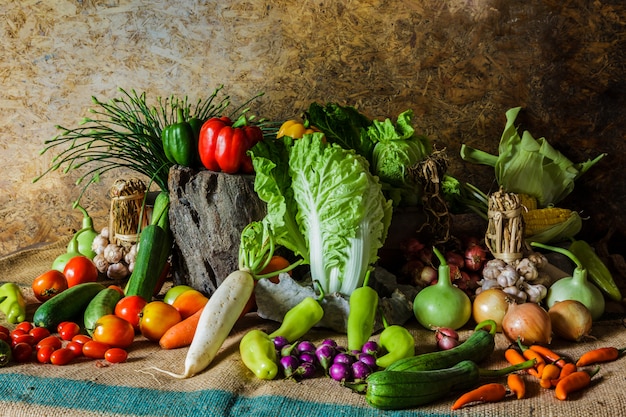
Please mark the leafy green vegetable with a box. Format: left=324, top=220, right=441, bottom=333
left=460, top=107, right=606, bottom=207
left=250, top=134, right=393, bottom=296
left=306, top=103, right=431, bottom=206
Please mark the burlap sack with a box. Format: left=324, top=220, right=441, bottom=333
left=1, top=240, right=625, bottom=417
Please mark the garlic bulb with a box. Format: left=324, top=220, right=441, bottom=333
left=482, top=259, right=506, bottom=280
left=91, top=235, right=109, bottom=255
left=93, top=253, right=110, bottom=274
left=103, top=243, right=124, bottom=264
left=516, top=258, right=539, bottom=281
left=107, top=262, right=130, bottom=280
left=497, top=265, right=519, bottom=288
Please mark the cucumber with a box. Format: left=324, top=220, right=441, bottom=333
left=124, top=224, right=171, bottom=302
left=363, top=360, right=480, bottom=410
left=83, top=287, right=123, bottom=336
left=385, top=320, right=496, bottom=372
left=33, top=282, right=106, bottom=330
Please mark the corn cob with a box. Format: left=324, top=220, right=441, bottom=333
left=523, top=207, right=582, bottom=243
left=519, top=194, right=538, bottom=211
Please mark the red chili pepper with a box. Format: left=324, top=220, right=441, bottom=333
left=576, top=346, right=626, bottom=367
left=554, top=368, right=599, bottom=400
left=451, top=383, right=507, bottom=410
left=198, top=115, right=263, bottom=174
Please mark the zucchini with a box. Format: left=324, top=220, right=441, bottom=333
left=385, top=320, right=496, bottom=372
left=83, top=287, right=123, bottom=336
left=569, top=239, right=622, bottom=302
left=33, top=282, right=106, bottom=330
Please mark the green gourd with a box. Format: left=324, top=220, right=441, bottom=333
left=532, top=242, right=605, bottom=320
left=71, top=203, right=99, bottom=259
left=412, top=246, right=471, bottom=330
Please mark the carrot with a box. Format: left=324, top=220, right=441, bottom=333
left=529, top=344, right=568, bottom=368
left=507, top=373, right=526, bottom=399
left=576, top=346, right=626, bottom=367
left=451, top=383, right=507, bottom=410
left=159, top=306, right=204, bottom=350
left=554, top=368, right=599, bottom=400
left=505, top=348, right=539, bottom=378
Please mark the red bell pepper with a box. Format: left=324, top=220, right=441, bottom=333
left=198, top=115, right=263, bottom=174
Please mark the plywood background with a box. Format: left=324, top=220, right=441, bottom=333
left=1, top=0, right=625, bottom=259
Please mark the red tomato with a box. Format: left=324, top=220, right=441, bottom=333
left=31, top=270, right=68, bottom=302
left=29, top=327, right=51, bottom=345
left=92, top=315, right=135, bottom=348
left=82, top=340, right=111, bottom=359
left=15, top=322, right=33, bottom=333
left=0, top=325, right=9, bottom=334
left=108, top=285, right=125, bottom=296
left=36, top=335, right=63, bottom=351
left=58, top=322, right=81, bottom=341
left=12, top=342, right=33, bottom=363
left=0, top=332, right=10, bottom=344
left=12, top=333, right=34, bottom=347
left=10, top=328, right=27, bottom=340
left=50, top=348, right=75, bottom=365
left=104, top=347, right=128, bottom=363
left=66, top=341, right=83, bottom=357
left=37, top=345, right=55, bottom=364
left=63, top=256, right=98, bottom=287
left=115, top=295, right=148, bottom=331
left=57, top=321, right=71, bottom=334
left=71, top=334, right=92, bottom=345
left=139, top=301, right=182, bottom=342
left=171, top=289, right=209, bottom=319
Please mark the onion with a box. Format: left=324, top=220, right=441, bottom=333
left=472, top=289, right=510, bottom=332
left=502, top=300, right=552, bottom=345
left=465, top=245, right=487, bottom=271
left=548, top=300, right=593, bottom=342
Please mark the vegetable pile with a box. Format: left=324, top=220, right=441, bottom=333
left=2, top=94, right=624, bottom=412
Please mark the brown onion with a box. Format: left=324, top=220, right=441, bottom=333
left=548, top=300, right=593, bottom=342
left=472, top=289, right=510, bottom=332
left=502, top=301, right=552, bottom=345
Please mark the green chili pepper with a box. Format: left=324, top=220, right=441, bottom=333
left=347, top=271, right=379, bottom=351
left=375, top=316, right=415, bottom=368
left=162, top=108, right=196, bottom=167
left=268, top=291, right=325, bottom=343
left=239, top=329, right=278, bottom=380
left=0, top=283, right=27, bottom=324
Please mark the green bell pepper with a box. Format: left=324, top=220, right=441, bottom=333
left=162, top=108, right=196, bottom=167
left=0, top=283, right=26, bottom=324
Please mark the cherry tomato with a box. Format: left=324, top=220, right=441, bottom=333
left=12, top=333, right=34, bottom=347
left=63, top=256, right=98, bottom=287
left=71, top=334, right=92, bottom=345
left=37, top=345, right=55, bottom=364
left=29, top=327, right=51, bottom=345
left=82, top=340, right=111, bottom=359
left=12, top=342, right=33, bottom=363
left=31, top=270, right=68, bottom=302
left=15, top=322, right=34, bottom=333
left=104, top=347, right=128, bottom=363
left=0, top=325, right=9, bottom=334
left=50, top=348, right=75, bottom=365
left=66, top=341, right=83, bottom=357
left=58, top=322, right=81, bottom=341
left=139, top=301, right=182, bottom=342
left=108, top=285, right=125, bottom=296
left=10, top=328, right=27, bottom=341
left=92, top=315, right=135, bottom=348
left=36, top=335, right=63, bottom=351
left=57, top=321, right=71, bottom=334
left=115, top=295, right=148, bottom=331
left=0, top=332, right=10, bottom=344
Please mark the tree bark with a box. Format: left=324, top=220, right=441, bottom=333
left=168, top=166, right=266, bottom=295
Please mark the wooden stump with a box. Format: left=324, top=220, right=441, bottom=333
left=168, top=166, right=266, bottom=295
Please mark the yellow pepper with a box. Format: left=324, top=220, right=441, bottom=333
left=276, top=120, right=320, bottom=139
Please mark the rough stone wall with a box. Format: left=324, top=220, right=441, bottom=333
left=1, top=0, right=624, bottom=257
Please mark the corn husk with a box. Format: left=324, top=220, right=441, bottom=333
left=460, top=107, right=606, bottom=207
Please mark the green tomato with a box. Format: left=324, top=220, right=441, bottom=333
left=163, top=285, right=195, bottom=305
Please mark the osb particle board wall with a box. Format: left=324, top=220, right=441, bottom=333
left=1, top=0, right=625, bottom=258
